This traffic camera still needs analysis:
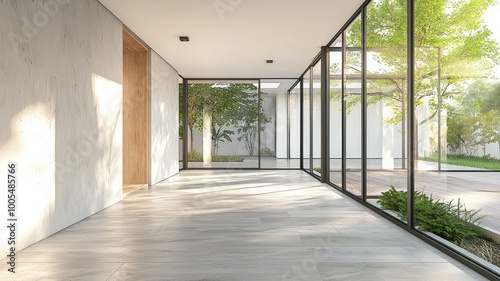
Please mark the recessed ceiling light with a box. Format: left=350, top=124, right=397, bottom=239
left=266, top=60, right=274, bottom=64
left=179, top=36, right=189, bottom=42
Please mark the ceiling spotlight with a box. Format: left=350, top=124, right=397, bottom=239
left=179, top=36, right=190, bottom=42
left=266, top=60, right=274, bottom=64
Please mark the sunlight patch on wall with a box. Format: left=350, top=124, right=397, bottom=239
left=91, top=73, right=123, bottom=206
left=0, top=102, right=55, bottom=255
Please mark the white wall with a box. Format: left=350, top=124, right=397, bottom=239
left=261, top=96, right=276, bottom=155
left=150, top=51, right=179, bottom=184
left=303, top=93, right=311, bottom=158
left=276, top=92, right=406, bottom=160
left=0, top=0, right=123, bottom=257
left=202, top=107, right=212, bottom=164
left=312, top=91, right=322, bottom=158
left=290, top=92, right=301, bottom=158
left=276, top=93, right=288, bottom=158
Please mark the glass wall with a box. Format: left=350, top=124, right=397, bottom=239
left=182, top=79, right=301, bottom=170
left=329, top=38, right=343, bottom=187
left=366, top=0, right=408, bottom=211
left=312, top=61, right=322, bottom=177
left=414, top=0, right=500, bottom=272
left=345, top=16, right=363, bottom=196
left=179, top=77, right=184, bottom=168
left=299, top=0, right=500, bottom=276
left=260, top=79, right=301, bottom=169
left=178, top=0, right=500, bottom=275
left=186, top=80, right=259, bottom=168
left=289, top=82, right=301, bottom=168
left=303, top=70, right=311, bottom=173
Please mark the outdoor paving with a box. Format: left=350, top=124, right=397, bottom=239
left=330, top=161, right=500, bottom=233
left=0, top=170, right=489, bottom=280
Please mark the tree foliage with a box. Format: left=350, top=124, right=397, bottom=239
left=211, top=125, right=233, bottom=156
left=234, top=97, right=271, bottom=156
left=448, top=81, right=500, bottom=156
left=180, top=83, right=271, bottom=155
left=343, top=0, right=499, bottom=127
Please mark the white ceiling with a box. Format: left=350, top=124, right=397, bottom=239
left=98, top=0, right=364, bottom=79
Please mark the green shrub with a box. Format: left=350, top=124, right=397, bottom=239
left=187, top=150, right=244, bottom=162
left=212, top=155, right=244, bottom=162
left=378, top=186, right=485, bottom=245
left=260, top=147, right=274, bottom=156
left=378, top=185, right=407, bottom=214
left=187, top=150, right=203, bottom=162
left=313, top=167, right=321, bottom=173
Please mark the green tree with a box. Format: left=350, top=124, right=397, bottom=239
left=211, top=125, right=233, bottom=156
left=234, top=94, right=271, bottom=156
left=458, top=80, right=493, bottom=115
left=183, top=84, right=214, bottom=152
left=449, top=81, right=500, bottom=156
left=480, top=82, right=500, bottom=113
left=346, top=0, right=499, bottom=127
left=478, top=110, right=500, bottom=155
left=180, top=83, right=270, bottom=155
left=447, top=111, right=481, bottom=156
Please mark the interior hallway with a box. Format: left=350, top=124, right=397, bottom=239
left=0, top=170, right=487, bottom=280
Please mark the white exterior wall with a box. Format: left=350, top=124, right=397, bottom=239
left=276, top=95, right=406, bottom=161
left=276, top=93, right=288, bottom=158
left=0, top=0, right=123, bottom=257
left=261, top=97, right=276, bottom=155
left=289, top=92, right=301, bottom=158
left=187, top=90, right=429, bottom=163
left=312, top=92, right=322, bottom=158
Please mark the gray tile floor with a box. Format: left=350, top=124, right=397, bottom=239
left=0, top=170, right=489, bottom=280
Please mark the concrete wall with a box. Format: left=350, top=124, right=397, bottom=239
left=261, top=96, right=276, bottom=155
left=0, top=0, right=123, bottom=257
left=276, top=93, right=288, bottom=158
left=150, top=51, right=179, bottom=184
left=290, top=92, right=301, bottom=158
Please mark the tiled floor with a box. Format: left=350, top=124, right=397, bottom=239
left=0, top=170, right=489, bottom=280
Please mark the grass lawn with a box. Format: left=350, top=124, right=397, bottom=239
left=420, top=154, right=500, bottom=170
left=187, top=151, right=244, bottom=162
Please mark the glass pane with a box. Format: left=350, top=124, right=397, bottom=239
left=303, top=70, right=311, bottom=173
left=260, top=79, right=300, bottom=168
left=345, top=16, right=362, bottom=196
left=290, top=82, right=301, bottom=168
left=187, top=81, right=259, bottom=168
left=415, top=0, right=500, bottom=271
left=312, top=61, right=322, bottom=176
left=365, top=0, right=408, bottom=219
left=329, top=38, right=343, bottom=187
left=179, top=78, right=184, bottom=167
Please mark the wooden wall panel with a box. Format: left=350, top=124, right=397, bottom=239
left=123, top=28, right=148, bottom=52
left=123, top=50, right=150, bottom=184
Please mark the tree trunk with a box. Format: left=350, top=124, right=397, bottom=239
left=189, top=127, right=194, bottom=153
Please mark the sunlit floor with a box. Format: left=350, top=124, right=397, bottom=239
left=184, top=157, right=301, bottom=169
left=0, top=170, right=488, bottom=280
left=186, top=156, right=499, bottom=232
left=123, top=184, right=148, bottom=197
